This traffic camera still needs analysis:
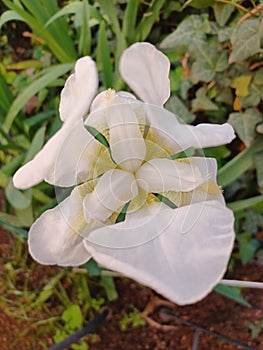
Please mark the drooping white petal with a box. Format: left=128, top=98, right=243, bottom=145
left=83, top=169, right=138, bottom=223
left=136, top=157, right=215, bottom=193
left=120, top=42, right=170, bottom=106
left=28, top=187, right=93, bottom=266
left=59, top=57, right=98, bottom=122
left=144, top=104, right=235, bottom=153
left=13, top=121, right=100, bottom=189
left=106, top=103, right=146, bottom=172
left=84, top=200, right=235, bottom=305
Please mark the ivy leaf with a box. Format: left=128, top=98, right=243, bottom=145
left=213, top=3, right=235, bottom=26
left=165, top=95, right=195, bottom=124
left=192, top=87, right=218, bottom=112
left=230, top=75, right=252, bottom=97
left=181, top=0, right=215, bottom=10
left=228, top=109, right=263, bottom=147
left=240, top=68, right=263, bottom=108
left=229, top=18, right=263, bottom=63
left=254, top=152, right=263, bottom=188
left=160, top=14, right=210, bottom=53
left=190, top=41, right=228, bottom=83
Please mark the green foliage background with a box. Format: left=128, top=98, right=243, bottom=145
left=0, top=0, right=263, bottom=339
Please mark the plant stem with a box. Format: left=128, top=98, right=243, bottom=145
left=220, top=279, right=263, bottom=289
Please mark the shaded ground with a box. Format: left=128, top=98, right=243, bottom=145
left=1, top=227, right=263, bottom=350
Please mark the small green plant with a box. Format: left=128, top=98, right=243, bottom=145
left=245, top=318, right=263, bottom=339
left=54, top=304, right=88, bottom=350
left=119, top=307, right=145, bottom=331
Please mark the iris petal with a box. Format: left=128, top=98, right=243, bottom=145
left=120, top=42, right=170, bottom=106
left=84, top=200, right=235, bottom=305
left=59, top=56, right=98, bottom=122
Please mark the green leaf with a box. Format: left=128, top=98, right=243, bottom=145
left=214, top=284, right=251, bottom=307
left=85, top=125, right=109, bottom=148
left=0, top=72, right=13, bottom=113
left=230, top=75, right=252, bottom=97
left=5, top=179, right=32, bottom=209
left=82, top=259, right=102, bottom=276
left=0, top=9, right=24, bottom=29
left=122, top=0, right=139, bottom=42
left=254, top=151, right=263, bottom=188
left=237, top=233, right=260, bottom=264
left=134, top=0, right=165, bottom=41
left=217, top=137, right=263, bottom=187
left=3, top=63, right=73, bottom=132
left=240, top=68, right=263, bottom=108
left=228, top=109, right=262, bottom=147
left=190, top=42, right=228, bottom=83
left=24, top=126, right=46, bottom=163
left=160, top=14, right=210, bottom=53
left=0, top=217, right=28, bottom=238
left=227, top=195, right=263, bottom=212
left=2, top=0, right=76, bottom=62
left=79, top=0, right=91, bottom=56
left=96, top=0, right=121, bottom=35
left=165, top=95, right=195, bottom=124
left=62, top=304, right=83, bottom=330
left=192, top=87, right=218, bottom=112
left=181, top=0, right=215, bottom=10
left=15, top=205, right=34, bottom=227
left=229, top=18, right=262, bottom=63
left=45, top=1, right=82, bottom=27
left=100, top=275, right=118, bottom=301
left=97, top=21, right=113, bottom=87
left=213, top=3, right=235, bottom=26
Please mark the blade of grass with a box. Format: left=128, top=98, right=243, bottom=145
left=122, top=0, right=139, bottom=42
left=20, top=0, right=76, bottom=58
left=97, top=20, right=113, bottom=87
left=134, top=0, right=165, bottom=41
left=79, top=0, right=91, bottom=56
left=3, top=63, right=73, bottom=132
left=0, top=72, right=13, bottom=114
left=2, top=0, right=75, bottom=62
left=0, top=9, right=24, bottom=29
left=217, top=137, right=263, bottom=187
left=227, top=194, right=263, bottom=212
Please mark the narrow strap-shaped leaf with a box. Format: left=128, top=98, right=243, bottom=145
left=97, top=20, right=113, bottom=87
left=227, top=194, right=263, bottom=212
left=79, top=0, right=91, bottom=56
left=217, top=137, right=263, bottom=187
left=153, top=193, right=178, bottom=209
left=134, top=0, right=165, bottom=41
left=3, top=63, right=73, bottom=132
left=85, top=125, right=109, bottom=148
left=122, top=0, right=139, bottom=42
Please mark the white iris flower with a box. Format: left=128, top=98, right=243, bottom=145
left=13, top=43, right=236, bottom=305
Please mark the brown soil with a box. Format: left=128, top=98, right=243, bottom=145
left=1, top=227, right=263, bottom=350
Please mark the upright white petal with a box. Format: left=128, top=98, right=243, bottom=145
left=106, top=103, right=146, bottom=172
left=90, top=90, right=137, bottom=111
left=13, top=121, right=100, bottom=189
left=83, top=169, right=138, bottom=223
left=136, top=157, right=214, bottom=193
left=29, top=187, right=93, bottom=266
left=84, top=201, right=235, bottom=305
left=120, top=42, right=170, bottom=106
left=144, top=105, right=235, bottom=153
left=59, top=57, right=98, bottom=122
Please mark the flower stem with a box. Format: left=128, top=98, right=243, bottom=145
left=220, top=279, right=263, bottom=289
